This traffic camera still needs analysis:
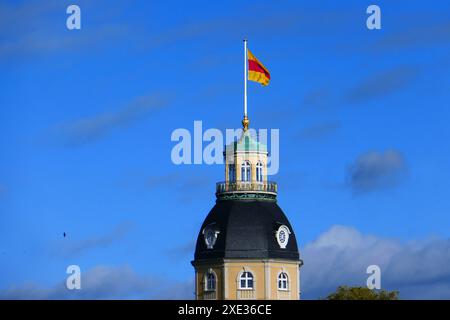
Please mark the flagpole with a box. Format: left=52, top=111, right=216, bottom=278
left=243, top=39, right=249, bottom=131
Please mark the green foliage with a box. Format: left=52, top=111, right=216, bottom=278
left=325, top=286, right=399, bottom=300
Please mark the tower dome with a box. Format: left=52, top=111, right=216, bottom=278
left=194, top=200, right=299, bottom=261
left=191, top=128, right=302, bottom=300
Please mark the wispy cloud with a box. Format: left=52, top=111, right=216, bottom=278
left=54, top=221, right=134, bottom=258
left=373, top=20, right=450, bottom=52
left=0, top=1, right=131, bottom=59
left=144, top=6, right=353, bottom=51
left=346, top=66, right=420, bottom=103
left=147, top=173, right=181, bottom=189
left=0, top=25, right=130, bottom=59
left=346, top=150, right=407, bottom=195
left=299, top=65, right=420, bottom=118
left=295, top=121, right=341, bottom=141
left=0, top=265, right=194, bottom=299
left=302, top=225, right=450, bottom=299
left=302, top=88, right=337, bottom=111
left=146, top=172, right=213, bottom=203
left=146, top=14, right=301, bottom=49
left=0, top=0, right=60, bottom=32
left=166, top=240, right=196, bottom=261
left=44, top=94, right=169, bottom=147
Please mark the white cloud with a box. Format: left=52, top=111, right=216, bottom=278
left=0, top=265, right=194, bottom=300
left=301, top=225, right=450, bottom=299
left=2, top=226, right=449, bottom=300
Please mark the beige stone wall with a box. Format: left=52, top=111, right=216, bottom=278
left=225, top=151, right=268, bottom=183
left=195, top=264, right=224, bottom=300
left=194, top=259, right=300, bottom=300
left=224, top=260, right=266, bottom=300
left=267, top=261, right=299, bottom=300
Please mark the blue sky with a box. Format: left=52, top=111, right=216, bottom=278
left=1, top=0, right=450, bottom=299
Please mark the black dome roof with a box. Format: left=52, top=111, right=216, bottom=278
left=193, top=200, right=300, bottom=261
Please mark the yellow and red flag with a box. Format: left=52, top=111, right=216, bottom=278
left=247, top=49, right=270, bottom=86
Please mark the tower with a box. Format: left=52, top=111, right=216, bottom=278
left=192, top=40, right=302, bottom=300
left=191, top=125, right=303, bottom=300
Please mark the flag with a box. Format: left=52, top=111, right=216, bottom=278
left=247, top=49, right=270, bottom=86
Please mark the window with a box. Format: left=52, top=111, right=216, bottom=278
left=239, top=271, right=254, bottom=289
left=256, top=162, right=263, bottom=182
left=241, top=161, right=251, bottom=182
left=228, top=164, right=236, bottom=182
left=205, top=272, right=216, bottom=291
left=278, top=272, right=288, bottom=290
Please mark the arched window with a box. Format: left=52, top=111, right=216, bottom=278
left=228, top=164, right=236, bottom=182
left=278, top=272, right=288, bottom=290
left=239, top=271, right=254, bottom=289
left=205, top=272, right=216, bottom=291
left=256, top=162, right=263, bottom=182
left=241, top=161, right=251, bottom=182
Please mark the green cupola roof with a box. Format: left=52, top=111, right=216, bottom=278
left=226, top=129, right=268, bottom=153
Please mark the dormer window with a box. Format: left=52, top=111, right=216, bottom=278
left=241, top=161, right=251, bottom=182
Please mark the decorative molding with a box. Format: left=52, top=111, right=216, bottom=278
left=224, top=264, right=228, bottom=299
left=203, top=224, right=220, bottom=249
left=297, top=264, right=301, bottom=300
left=216, top=192, right=277, bottom=201
left=275, top=225, right=291, bottom=249
left=195, top=271, right=198, bottom=300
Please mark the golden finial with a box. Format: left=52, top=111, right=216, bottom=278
left=242, top=115, right=249, bottom=131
